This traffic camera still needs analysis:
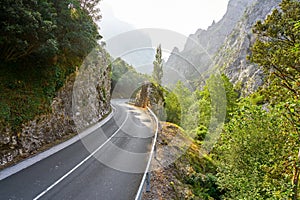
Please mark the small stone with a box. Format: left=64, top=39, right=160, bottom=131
left=3, top=136, right=10, bottom=144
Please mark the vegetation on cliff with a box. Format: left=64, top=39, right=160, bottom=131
left=111, top=57, right=147, bottom=98
left=216, top=1, right=299, bottom=198
left=0, top=0, right=101, bottom=132
left=1, top=0, right=299, bottom=198
left=159, top=0, right=300, bottom=199
left=0, top=1, right=114, bottom=168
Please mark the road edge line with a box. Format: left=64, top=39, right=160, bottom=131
left=135, top=107, right=159, bottom=200
left=0, top=106, right=115, bottom=181
left=32, top=105, right=128, bottom=200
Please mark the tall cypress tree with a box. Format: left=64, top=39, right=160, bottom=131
left=152, top=44, right=163, bottom=85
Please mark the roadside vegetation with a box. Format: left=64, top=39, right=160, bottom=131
left=160, top=0, right=300, bottom=199
left=1, top=0, right=299, bottom=198
left=0, top=0, right=101, bottom=132
left=111, top=57, right=148, bottom=98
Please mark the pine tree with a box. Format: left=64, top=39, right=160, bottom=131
left=152, top=44, right=163, bottom=85
left=250, top=0, right=300, bottom=98
left=250, top=0, right=300, bottom=198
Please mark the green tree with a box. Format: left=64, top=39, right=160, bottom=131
left=53, top=0, right=100, bottom=67
left=197, top=74, right=237, bottom=129
left=0, top=0, right=103, bottom=132
left=250, top=0, right=300, bottom=197
left=0, top=0, right=101, bottom=66
left=152, top=44, right=163, bottom=85
left=163, top=91, right=181, bottom=124
left=215, top=101, right=296, bottom=199
left=79, top=0, right=102, bottom=21
left=0, top=0, right=57, bottom=62
left=163, top=80, right=199, bottom=129
left=111, top=57, right=147, bottom=98
left=250, top=0, right=300, bottom=97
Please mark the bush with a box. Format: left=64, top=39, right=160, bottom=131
left=215, top=100, right=296, bottom=199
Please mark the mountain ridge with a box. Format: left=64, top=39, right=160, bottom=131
left=165, top=0, right=281, bottom=95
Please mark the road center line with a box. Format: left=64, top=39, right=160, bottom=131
left=33, top=105, right=129, bottom=200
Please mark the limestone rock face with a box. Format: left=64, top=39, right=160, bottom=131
left=165, top=0, right=256, bottom=80
left=0, top=47, right=111, bottom=167
left=72, top=48, right=111, bottom=132
left=165, top=0, right=281, bottom=95
left=213, top=0, right=281, bottom=96
left=134, top=82, right=164, bottom=118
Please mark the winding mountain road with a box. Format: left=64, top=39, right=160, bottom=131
left=0, top=99, right=155, bottom=200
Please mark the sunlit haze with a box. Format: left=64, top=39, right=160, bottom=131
left=99, top=0, right=229, bottom=38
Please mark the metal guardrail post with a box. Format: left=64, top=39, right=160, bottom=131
left=146, top=172, right=151, bottom=192
left=134, top=107, right=159, bottom=200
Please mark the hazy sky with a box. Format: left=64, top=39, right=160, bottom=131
left=99, top=0, right=230, bottom=37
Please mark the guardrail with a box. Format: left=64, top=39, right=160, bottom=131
left=134, top=107, right=159, bottom=200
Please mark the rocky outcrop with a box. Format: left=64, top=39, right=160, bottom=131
left=134, top=82, right=164, bottom=118
left=0, top=47, right=111, bottom=167
left=165, top=0, right=281, bottom=95
left=165, top=0, right=256, bottom=80
left=72, top=47, right=111, bottom=132
left=213, top=0, right=281, bottom=95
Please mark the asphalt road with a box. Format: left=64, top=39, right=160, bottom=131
left=0, top=99, right=155, bottom=200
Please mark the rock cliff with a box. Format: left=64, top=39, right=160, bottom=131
left=165, top=0, right=256, bottom=79
left=134, top=82, right=165, bottom=118
left=0, top=47, right=111, bottom=167
left=213, top=0, right=281, bottom=95
left=165, top=0, right=281, bottom=95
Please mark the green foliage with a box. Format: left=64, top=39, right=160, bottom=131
left=195, top=74, right=238, bottom=130
left=250, top=0, right=300, bottom=98
left=0, top=60, right=81, bottom=130
left=249, top=92, right=265, bottom=105
left=0, top=102, right=10, bottom=122
left=164, top=74, right=238, bottom=135
left=152, top=44, right=163, bottom=85
left=221, top=74, right=238, bottom=116
left=111, top=57, right=147, bottom=98
left=53, top=1, right=100, bottom=67
left=0, top=0, right=101, bottom=65
left=0, top=0, right=57, bottom=62
left=250, top=0, right=300, bottom=150
left=178, top=142, right=224, bottom=199
left=215, top=100, right=297, bottom=199
left=192, top=125, right=208, bottom=141
left=163, top=74, right=242, bottom=199
left=0, top=0, right=102, bottom=131
left=164, top=81, right=197, bottom=129
left=172, top=81, right=194, bottom=118
left=185, top=173, right=222, bottom=200
left=79, top=0, right=102, bottom=21
left=249, top=1, right=300, bottom=198
left=164, top=90, right=181, bottom=125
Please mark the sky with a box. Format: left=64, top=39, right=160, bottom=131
left=99, top=0, right=230, bottom=38
left=97, top=0, right=230, bottom=72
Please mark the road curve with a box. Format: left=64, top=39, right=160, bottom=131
left=0, top=99, right=155, bottom=200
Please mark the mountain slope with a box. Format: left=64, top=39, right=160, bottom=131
left=165, top=0, right=281, bottom=95
left=213, top=0, right=281, bottom=95
left=165, top=0, right=256, bottom=79
left=0, top=47, right=112, bottom=168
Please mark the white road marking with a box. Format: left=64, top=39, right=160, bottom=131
left=134, top=107, right=159, bottom=200
left=33, top=105, right=128, bottom=200
left=0, top=108, right=115, bottom=181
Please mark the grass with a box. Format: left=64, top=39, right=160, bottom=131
left=163, top=122, right=223, bottom=199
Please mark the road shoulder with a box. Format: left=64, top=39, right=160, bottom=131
left=0, top=109, right=114, bottom=181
